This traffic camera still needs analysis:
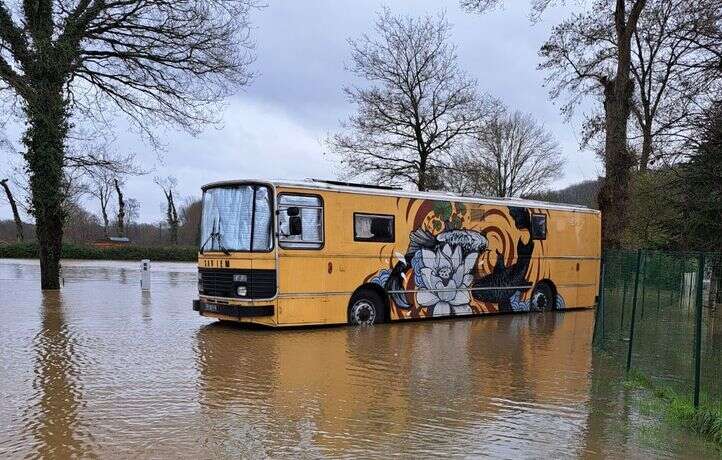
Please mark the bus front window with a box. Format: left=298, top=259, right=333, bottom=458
left=200, top=185, right=272, bottom=252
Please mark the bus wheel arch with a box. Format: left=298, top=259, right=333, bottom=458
left=531, top=279, right=557, bottom=312
left=348, top=284, right=389, bottom=325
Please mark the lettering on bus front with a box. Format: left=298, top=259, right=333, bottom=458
left=202, top=259, right=231, bottom=268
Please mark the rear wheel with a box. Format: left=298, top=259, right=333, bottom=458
left=348, top=290, right=385, bottom=326
left=531, top=283, right=555, bottom=312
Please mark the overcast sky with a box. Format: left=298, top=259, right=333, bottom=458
left=0, top=0, right=602, bottom=223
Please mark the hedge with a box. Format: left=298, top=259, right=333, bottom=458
left=0, top=242, right=198, bottom=262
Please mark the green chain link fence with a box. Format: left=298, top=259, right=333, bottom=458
left=594, top=249, right=722, bottom=408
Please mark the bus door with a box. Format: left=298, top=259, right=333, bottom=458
left=276, top=193, right=327, bottom=323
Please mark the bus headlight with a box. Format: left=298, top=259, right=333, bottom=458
left=237, top=286, right=247, bottom=297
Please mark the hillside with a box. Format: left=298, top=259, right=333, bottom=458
left=525, top=179, right=601, bottom=209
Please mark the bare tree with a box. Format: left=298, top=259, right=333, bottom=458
left=0, top=0, right=258, bottom=288
left=124, top=198, right=140, bottom=229
left=328, top=9, right=490, bottom=191
left=0, top=178, right=24, bottom=241
left=155, top=176, right=179, bottom=245
left=179, top=197, right=202, bottom=245
left=89, top=170, right=113, bottom=238
left=465, top=0, right=648, bottom=248
left=85, top=151, right=140, bottom=238
left=450, top=110, right=564, bottom=197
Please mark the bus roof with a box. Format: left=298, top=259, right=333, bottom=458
left=202, top=179, right=600, bottom=214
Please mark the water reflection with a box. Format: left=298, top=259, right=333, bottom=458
left=140, top=290, right=152, bottom=322
left=168, top=270, right=179, bottom=287
left=195, top=312, right=593, bottom=457
left=25, top=291, right=87, bottom=458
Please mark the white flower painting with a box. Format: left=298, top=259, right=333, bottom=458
left=416, top=243, right=478, bottom=316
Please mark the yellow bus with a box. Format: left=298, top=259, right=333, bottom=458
left=192, top=179, right=601, bottom=327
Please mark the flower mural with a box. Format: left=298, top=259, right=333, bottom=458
left=415, top=244, right=478, bottom=316
left=369, top=202, right=561, bottom=319
left=381, top=226, right=489, bottom=315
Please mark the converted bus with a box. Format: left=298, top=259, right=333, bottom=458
left=192, top=179, right=601, bottom=327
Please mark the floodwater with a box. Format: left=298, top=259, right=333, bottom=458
left=0, top=259, right=716, bottom=459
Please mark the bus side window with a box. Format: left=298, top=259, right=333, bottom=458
left=278, top=194, right=324, bottom=249
left=531, top=214, right=547, bottom=240
left=354, top=213, right=395, bottom=242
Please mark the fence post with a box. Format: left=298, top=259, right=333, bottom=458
left=620, top=268, right=629, bottom=339
left=641, top=255, right=647, bottom=318
left=626, top=249, right=643, bottom=373
left=594, top=259, right=606, bottom=348
left=693, top=253, right=705, bottom=408
left=688, top=269, right=695, bottom=315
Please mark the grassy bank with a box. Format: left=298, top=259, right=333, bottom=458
left=0, top=241, right=198, bottom=262
left=625, top=370, right=722, bottom=448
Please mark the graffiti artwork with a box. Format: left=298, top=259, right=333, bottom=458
left=369, top=200, right=564, bottom=319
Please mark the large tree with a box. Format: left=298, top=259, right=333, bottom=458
left=0, top=0, right=256, bottom=288
left=329, top=9, right=489, bottom=191
left=464, top=0, right=648, bottom=248
left=541, top=1, right=721, bottom=171
left=450, top=109, right=564, bottom=197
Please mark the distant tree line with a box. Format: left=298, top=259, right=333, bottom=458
left=0, top=194, right=202, bottom=247
left=527, top=180, right=602, bottom=210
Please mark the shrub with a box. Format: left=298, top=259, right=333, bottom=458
left=0, top=242, right=198, bottom=262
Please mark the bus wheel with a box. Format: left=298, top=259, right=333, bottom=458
left=348, top=290, right=385, bottom=326
left=531, top=283, right=554, bottom=312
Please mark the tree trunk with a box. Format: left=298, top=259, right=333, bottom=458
left=23, top=92, right=69, bottom=290
left=167, top=190, right=179, bottom=245
left=597, top=0, right=645, bottom=249
left=639, top=123, right=653, bottom=172
left=100, top=197, right=109, bottom=239
left=417, top=152, right=428, bottom=191
left=599, top=77, right=637, bottom=249
left=0, top=179, right=24, bottom=242
left=115, top=179, right=125, bottom=237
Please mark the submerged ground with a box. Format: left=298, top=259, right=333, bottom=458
left=0, top=259, right=716, bottom=458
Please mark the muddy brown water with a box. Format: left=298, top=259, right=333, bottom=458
left=0, top=259, right=716, bottom=458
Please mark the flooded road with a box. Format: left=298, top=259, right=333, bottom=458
left=0, top=259, right=716, bottom=458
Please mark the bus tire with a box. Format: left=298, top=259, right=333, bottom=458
left=348, top=289, right=385, bottom=326
left=531, top=282, right=555, bottom=312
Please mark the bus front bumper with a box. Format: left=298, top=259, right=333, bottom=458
left=193, top=299, right=274, bottom=317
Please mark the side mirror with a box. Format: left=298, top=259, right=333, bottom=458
left=289, top=215, right=302, bottom=236
left=286, top=206, right=300, bottom=217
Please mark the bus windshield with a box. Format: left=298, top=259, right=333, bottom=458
left=200, top=185, right=273, bottom=252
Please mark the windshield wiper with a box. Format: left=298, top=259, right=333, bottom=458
left=199, top=218, right=217, bottom=254
left=215, top=217, right=231, bottom=256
